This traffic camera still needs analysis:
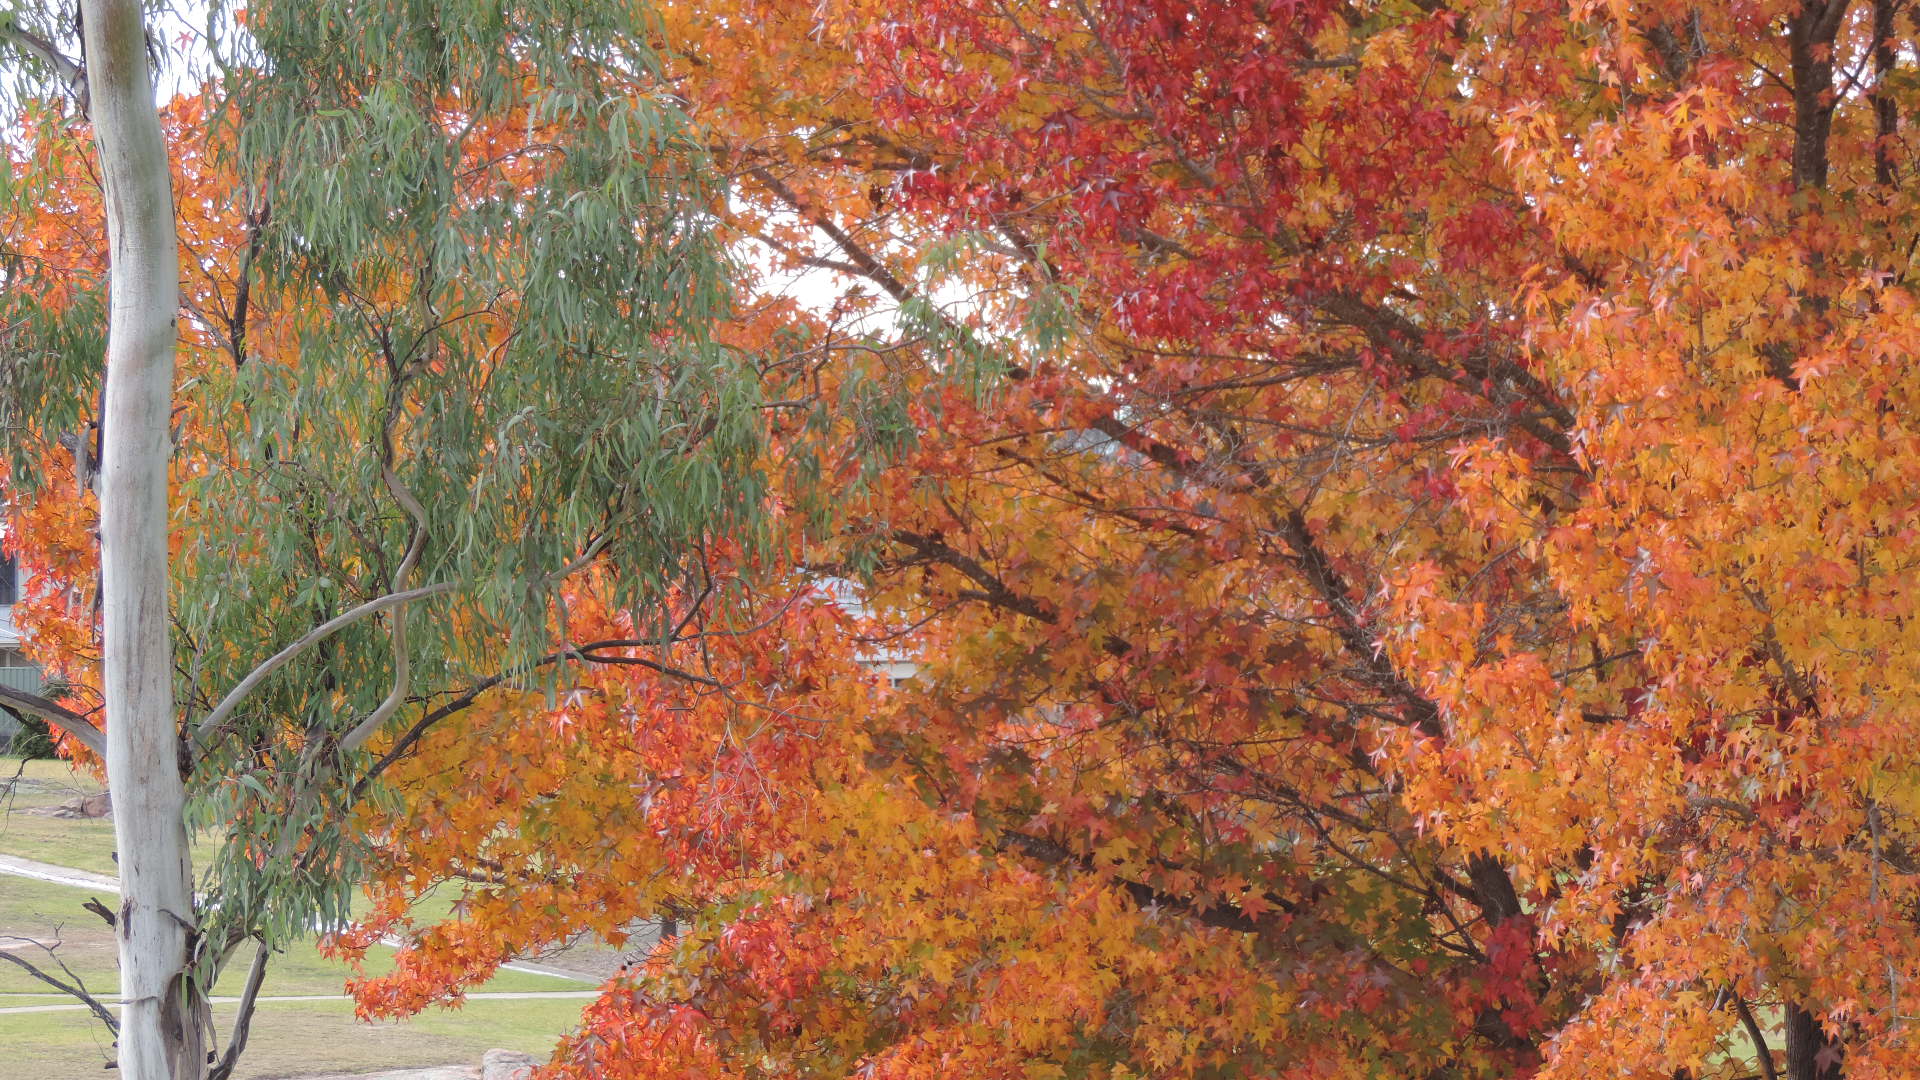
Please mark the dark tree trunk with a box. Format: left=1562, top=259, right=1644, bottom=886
left=1784, top=1003, right=1843, bottom=1080
left=1788, top=0, right=1850, bottom=191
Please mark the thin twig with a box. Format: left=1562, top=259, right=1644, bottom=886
left=0, top=938, right=120, bottom=1032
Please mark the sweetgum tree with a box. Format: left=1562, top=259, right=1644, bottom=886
left=346, top=3, right=1920, bottom=1080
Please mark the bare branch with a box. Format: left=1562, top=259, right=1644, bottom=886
left=0, top=937, right=120, bottom=1032
left=0, top=24, right=89, bottom=113
left=348, top=634, right=726, bottom=804
left=206, top=939, right=270, bottom=1080
left=996, top=830, right=1291, bottom=933
left=339, top=462, right=431, bottom=754
left=1733, top=991, right=1779, bottom=1080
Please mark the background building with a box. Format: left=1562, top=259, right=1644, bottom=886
left=0, top=553, right=44, bottom=751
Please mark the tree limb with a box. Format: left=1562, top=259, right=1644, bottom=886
left=0, top=938, right=120, bottom=1032
left=0, top=22, right=89, bottom=113
left=997, top=829, right=1291, bottom=933
left=339, top=459, right=432, bottom=754
left=193, top=583, right=457, bottom=747
left=0, top=686, right=104, bottom=757
left=1733, top=991, right=1779, bottom=1080
left=349, top=636, right=724, bottom=801
left=891, top=530, right=1058, bottom=624
left=206, top=938, right=270, bottom=1080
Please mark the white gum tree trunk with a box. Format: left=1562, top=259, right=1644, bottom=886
left=78, top=2, right=201, bottom=1077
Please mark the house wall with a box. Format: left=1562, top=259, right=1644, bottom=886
left=0, top=551, right=41, bottom=748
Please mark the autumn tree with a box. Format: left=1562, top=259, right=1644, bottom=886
left=337, top=3, right=1920, bottom=1080
left=11, top=2, right=1920, bottom=1079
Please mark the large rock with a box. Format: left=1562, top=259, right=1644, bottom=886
left=39, top=790, right=112, bottom=818
left=481, top=1050, right=537, bottom=1080
left=291, top=1060, right=476, bottom=1068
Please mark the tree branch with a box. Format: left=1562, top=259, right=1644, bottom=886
left=997, top=829, right=1292, bottom=933
left=1271, top=509, right=1445, bottom=738
left=192, top=583, right=457, bottom=747
left=0, top=937, right=120, bottom=1032
left=0, top=22, right=89, bottom=113
left=206, top=938, right=270, bottom=1080
left=891, top=530, right=1057, bottom=624
left=349, top=636, right=723, bottom=802
left=339, top=459, right=432, bottom=754
left=1733, top=991, right=1780, bottom=1080
left=747, top=166, right=916, bottom=304
left=0, top=686, right=104, bottom=757
left=1789, top=0, right=1850, bottom=190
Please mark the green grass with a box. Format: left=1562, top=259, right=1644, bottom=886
left=0, top=874, right=575, bottom=997
left=0, top=755, right=120, bottom=876
left=0, top=875, right=120, bottom=998
left=0, top=875, right=588, bottom=1075
left=0, top=758, right=595, bottom=1075
left=0, top=995, right=586, bottom=1080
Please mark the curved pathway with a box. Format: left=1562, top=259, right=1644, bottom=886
left=0, top=852, right=117, bottom=891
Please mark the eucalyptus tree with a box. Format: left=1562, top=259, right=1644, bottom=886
left=0, top=3, right=761, bottom=1077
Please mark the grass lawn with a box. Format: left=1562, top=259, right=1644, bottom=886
left=0, top=757, right=596, bottom=1075
left=0, top=755, right=119, bottom=876
left=0, top=995, right=588, bottom=1079
left=0, top=874, right=573, bottom=998
left=1, top=879, right=591, bottom=1076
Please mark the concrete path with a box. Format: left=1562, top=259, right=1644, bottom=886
left=0, top=853, right=595, bottom=983
left=0, top=852, right=118, bottom=891
left=0, top=989, right=600, bottom=1016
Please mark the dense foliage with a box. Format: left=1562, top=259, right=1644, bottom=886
left=9, top=1, right=1920, bottom=1079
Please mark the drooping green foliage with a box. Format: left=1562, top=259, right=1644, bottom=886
left=183, top=0, right=767, bottom=970
left=1, top=0, right=771, bottom=1012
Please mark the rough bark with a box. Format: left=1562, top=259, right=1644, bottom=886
left=1784, top=1003, right=1844, bottom=1080
left=78, top=2, right=203, bottom=1077
left=1788, top=0, right=1849, bottom=191
left=1873, top=0, right=1901, bottom=188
